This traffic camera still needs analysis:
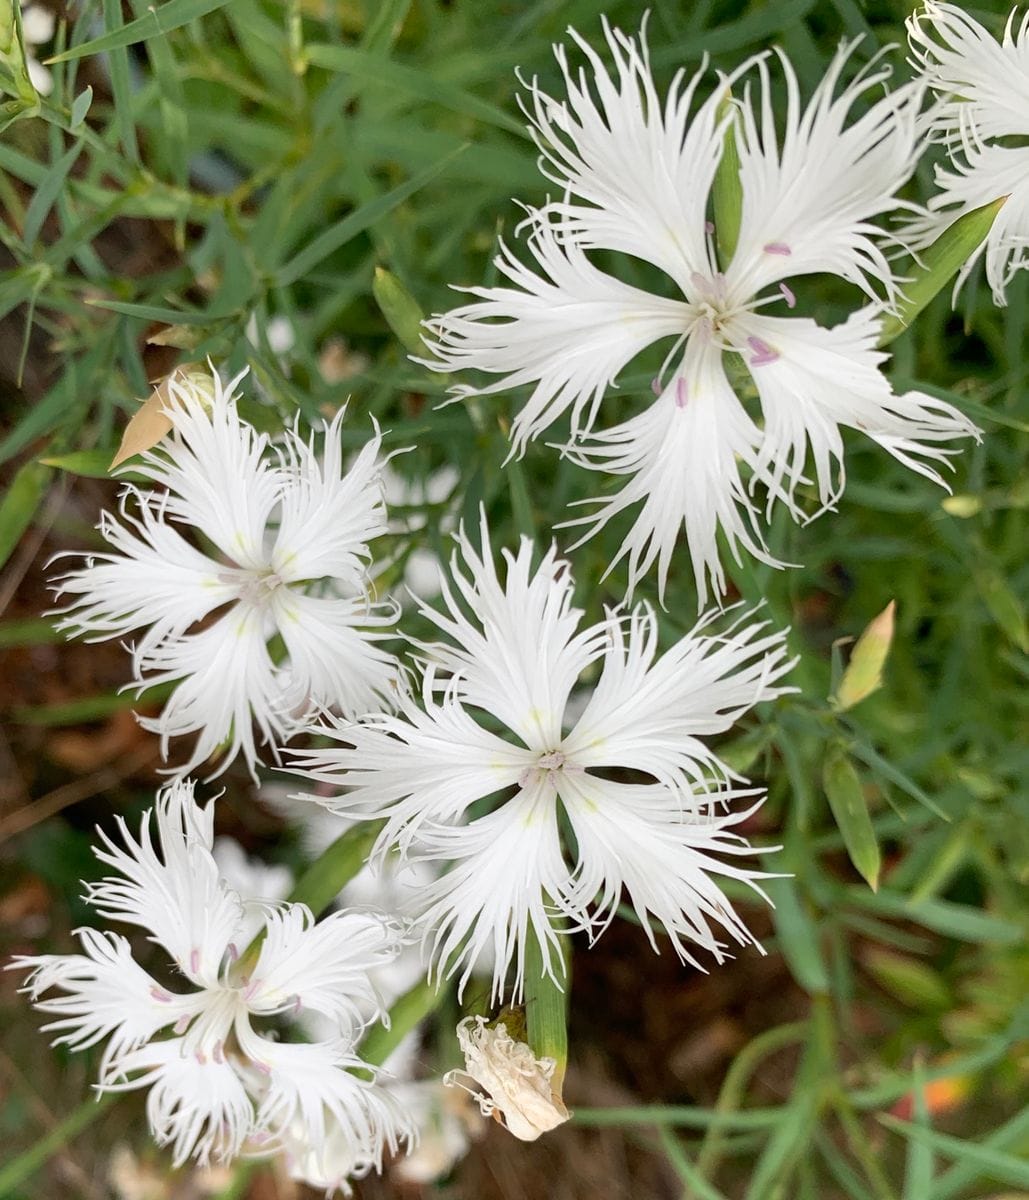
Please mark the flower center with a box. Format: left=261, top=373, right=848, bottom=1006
left=220, top=568, right=285, bottom=605
left=518, top=749, right=571, bottom=789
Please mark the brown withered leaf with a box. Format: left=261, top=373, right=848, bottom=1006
left=110, top=368, right=195, bottom=470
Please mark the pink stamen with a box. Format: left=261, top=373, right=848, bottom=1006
left=650, top=377, right=662, bottom=397
left=189, top=948, right=200, bottom=975
left=213, top=1041, right=225, bottom=1064
left=195, top=1049, right=207, bottom=1065
left=173, top=1015, right=191, bottom=1034
left=675, top=378, right=689, bottom=409
left=763, top=242, right=791, bottom=256
left=747, top=336, right=780, bottom=367
left=704, top=220, right=715, bottom=235
left=292, top=995, right=303, bottom=1015
left=226, top=943, right=239, bottom=963
left=149, top=986, right=173, bottom=1003
left=779, top=282, right=796, bottom=309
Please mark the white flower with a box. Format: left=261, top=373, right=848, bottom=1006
left=423, top=24, right=977, bottom=603
left=292, top=515, right=795, bottom=1001
left=907, top=2, right=1029, bottom=304
left=445, top=1017, right=569, bottom=1142
left=10, top=780, right=414, bottom=1172
left=20, top=2, right=55, bottom=97
left=51, top=367, right=401, bottom=778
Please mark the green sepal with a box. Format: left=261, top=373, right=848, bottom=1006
left=878, top=197, right=1006, bottom=345
left=711, top=88, right=742, bottom=270
left=373, top=266, right=428, bottom=357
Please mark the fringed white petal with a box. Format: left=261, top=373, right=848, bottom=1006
left=270, top=588, right=401, bottom=721
left=133, top=368, right=283, bottom=571
left=907, top=2, right=1029, bottom=142
left=521, top=17, right=728, bottom=291
left=563, top=605, right=794, bottom=791
left=272, top=409, right=387, bottom=588
left=731, top=43, right=923, bottom=303
left=105, top=1040, right=255, bottom=1168
left=559, top=773, right=774, bottom=965
left=10, top=928, right=201, bottom=1077
left=292, top=693, right=530, bottom=839
left=135, top=604, right=284, bottom=779
left=422, top=216, right=688, bottom=451
left=559, top=337, right=777, bottom=607
left=738, top=310, right=979, bottom=513
left=413, top=514, right=608, bottom=748
left=50, top=494, right=238, bottom=659
left=414, top=778, right=572, bottom=1002
left=244, top=1034, right=416, bottom=1168
left=246, top=906, right=402, bottom=1035
left=87, top=780, right=245, bottom=986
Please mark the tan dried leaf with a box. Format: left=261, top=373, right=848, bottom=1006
left=110, top=366, right=206, bottom=470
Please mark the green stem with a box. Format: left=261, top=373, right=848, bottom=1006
left=695, top=1021, right=808, bottom=1183
left=238, top=820, right=383, bottom=973
left=0, top=1093, right=116, bottom=1197
left=359, top=977, right=449, bottom=1068
left=524, top=923, right=569, bottom=1091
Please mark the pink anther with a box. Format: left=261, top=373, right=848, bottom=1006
left=675, top=378, right=689, bottom=409
left=779, top=282, right=796, bottom=309
left=747, top=336, right=780, bottom=367
left=763, top=242, right=792, bottom=256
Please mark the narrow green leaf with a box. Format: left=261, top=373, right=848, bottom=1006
left=0, top=617, right=63, bottom=648
left=12, top=684, right=174, bottom=726
left=768, top=876, right=830, bottom=994
left=85, top=298, right=233, bottom=324
left=879, top=1116, right=1029, bottom=1189
left=844, top=887, right=1021, bottom=944
left=973, top=565, right=1028, bottom=652
left=823, top=749, right=881, bottom=891
left=372, top=266, right=427, bottom=356
left=0, top=461, right=49, bottom=572
left=46, top=0, right=234, bottom=63
left=712, top=89, right=742, bottom=268
left=304, top=42, right=526, bottom=136
left=275, top=147, right=465, bottom=287
left=658, top=1126, right=729, bottom=1200
left=69, top=85, right=92, bottom=127
left=102, top=0, right=140, bottom=161
left=878, top=198, right=1006, bottom=345
left=358, top=978, right=441, bottom=1068
left=22, top=141, right=83, bottom=246
left=573, top=1106, right=783, bottom=1130
left=847, top=741, right=947, bottom=820
left=862, top=948, right=951, bottom=1010
left=0, top=1093, right=117, bottom=1198
left=902, top=1059, right=934, bottom=1200
left=39, top=448, right=144, bottom=480
left=285, top=822, right=382, bottom=917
